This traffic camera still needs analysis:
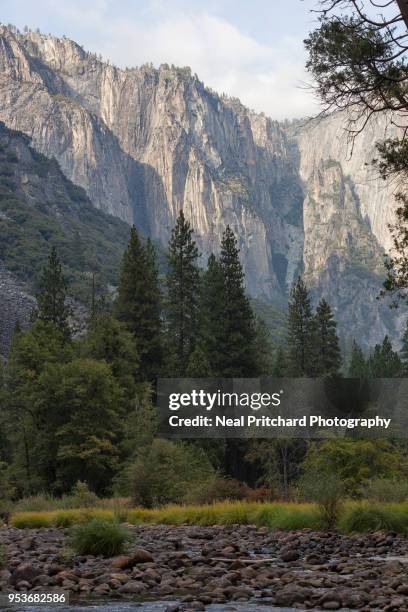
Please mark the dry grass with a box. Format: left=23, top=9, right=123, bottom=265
left=11, top=501, right=319, bottom=530
left=11, top=500, right=408, bottom=534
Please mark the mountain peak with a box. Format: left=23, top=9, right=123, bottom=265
left=0, top=23, right=402, bottom=346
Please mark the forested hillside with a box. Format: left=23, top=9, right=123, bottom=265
left=0, top=121, right=131, bottom=354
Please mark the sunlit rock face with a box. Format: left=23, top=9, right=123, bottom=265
left=0, top=26, right=403, bottom=346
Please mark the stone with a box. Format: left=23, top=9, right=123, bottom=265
left=274, top=586, right=312, bottom=606
left=322, top=602, right=341, bottom=610
left=16, top=580, right=32, bottom=590
left=117, top=580, right=146, bottom=594
left=281, top=549, right=300, bottom=562
left=131, top=548, right=154, bottom=564
left=111, top=555, right=132, bottom=570
left=10, top=563, right=40, bottom=586
left=93, top=583, right=110, bottom=594
left=0, top=569, right=11, bottom=582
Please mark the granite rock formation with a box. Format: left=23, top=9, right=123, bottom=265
left=0, top=26, right=403, bottom=347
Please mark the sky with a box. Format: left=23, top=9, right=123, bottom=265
left=0, top=0, right=323, bottom=120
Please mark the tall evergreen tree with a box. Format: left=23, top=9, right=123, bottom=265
left=348, top=341, right=369, bottom=377
left=35, top=246, right=71, bottom=339
left=253, top=316, right=275, bottom=376
left=82, top=313, right=139, bottom=400
left=287, top=276, right=315, bottom=376
left=165, top=211, right=200, bottom=375
left=218, top=226, right=257, bottom=377
left=115, top=227, right=162, bottom=381
left=315, top=298, right=341, bottom=376
left=272, top=346, right=287, bottom=377
left=5, top=321, right=71, bottom=494
left=368, top=335, right=401, bottom=378
left=199, top=254, right=225, bottom=374
left=186, top=346, right=213, bottom=377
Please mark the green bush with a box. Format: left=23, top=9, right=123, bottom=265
left=130, top=439, right=215, bottom=507
left=13, top=494, right=57, bottom=512
left=339, top=503, right=408, bottom=534
left=69, top=481, right=100, bottom=508
left=190, top=477, right=251, bottom=504
left=251, top=503, right=321, bottom=530
left=361, top=478, right=408, bottom=503
left=302, top=440, right=407, bottom=496
left=298, top=471, right=344, bottom=529
left=71, top=518, right=129, bottom=557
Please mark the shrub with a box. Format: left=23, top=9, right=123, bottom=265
left=13, top=494, right=57, bottom=512
left=69, top=481, right=100, bottom=508
left=130, top=439, right=215, bottom=507
left=298, top=471, right=344, bottom=529
left=13, top=493, right=131, bottom=512
left=302, top=440, right=407, bottom=496
left=56, top=547, right=75, bottom=565
left=11, top=509, right=119, bottom=528
left=189, top=478, right=272, bottom=505
left=361, top=478, right=408, bottom=503
left=251, top=503, right=321, bottom=530
left=246, top=487, right=272, bottom=502
left=339, top=503, right=408, bottom=534
left=70, top=518, right=129, bottom=557
left=190, top=477, right=251, bottom=504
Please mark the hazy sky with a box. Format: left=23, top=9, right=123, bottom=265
left=1, top=0, right=323, bottom=119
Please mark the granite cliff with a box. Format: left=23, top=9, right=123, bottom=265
left=0, top=25, right=403, bottom=348
left=0, top=119, right=130, bottom=356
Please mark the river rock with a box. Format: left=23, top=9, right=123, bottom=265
left=111, top=555, right=132, bottom=569
left=322, top=601, right=341, bottom=610
left=274, top=586, right=312, bottom=606
left=131, top=548, right=154, bottom=564
left=10, top=563, right=40, bottom=586
left=118, top=580, right=146, bottom=594
left=280, top=548, right=300, bottom=562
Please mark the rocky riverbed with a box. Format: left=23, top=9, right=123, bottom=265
left=1, top=525, right=408, bottom=610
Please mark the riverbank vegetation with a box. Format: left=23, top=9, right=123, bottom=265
left=10, top=500, right=408, bottom=535
left=1, top=212, right=408, bottom=519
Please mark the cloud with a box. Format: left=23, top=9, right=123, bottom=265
left=14, top=0, right=321, bottom=120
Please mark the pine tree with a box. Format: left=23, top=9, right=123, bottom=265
left=401, top=319, right=408, bottom=375
left=82, top=313, right=139, bottom=399
left=253, top=316, right=275, bottom=376
left=218, top=226, right=257, bottom=377
left=115, top=227, right=162, bottom=381
left=35, top=247, right=71, bottom=339
left=315, top=298, right=341, bottom=376
left=368, top=335, right=401, bottom=378
left=165, top=211, right=200, bottom=375
left=186, top=346, right=213, bottom=377
left=287, top=276, right=315, bottom=376
left=348, top=341, right=369, bottom=377
left=199, top=254, right=225, bottom=374
left=272, top=346, right=287, bottom=377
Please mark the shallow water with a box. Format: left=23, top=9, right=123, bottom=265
left=369, top=555, right=408, bottom=563
left=2, top=600, right=296, bottom=612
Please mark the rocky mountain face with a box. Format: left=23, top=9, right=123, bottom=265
left=0, top=25, right=403, bottom=348
left=0, top=119, right=131, bottom=356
